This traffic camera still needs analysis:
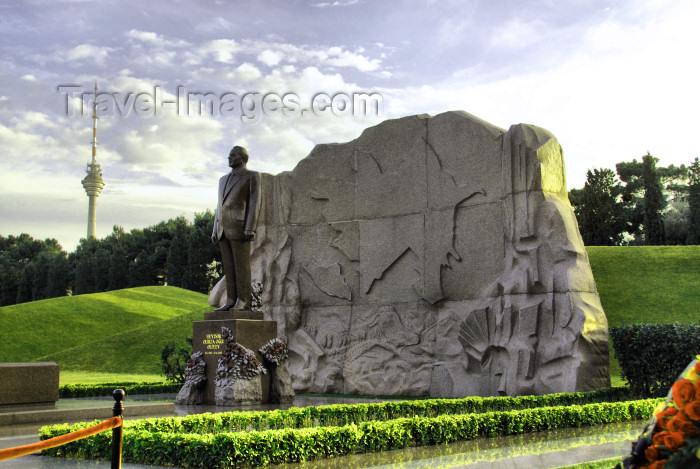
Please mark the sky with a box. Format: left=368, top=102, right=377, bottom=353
left=1, top=0, right=699, bottom=252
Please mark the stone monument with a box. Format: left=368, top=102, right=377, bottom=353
left=231, top=111, right=610, bottom=398
left=177, top=146, right=294, bottom=406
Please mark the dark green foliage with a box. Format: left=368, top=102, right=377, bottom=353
left=184, top=211, right=220, bottom=293
left=45, top=251, right=70, bottom=298
left=93, top=246, right=111, bottom=292
left=573, top=168, right=629, bottom=245
left=40, top=398, right=658, bottom=468
left=72, top=237, right=100, bottom=294
left=688, top=157, right=700, bottom=244
left=610, top=323, right=700, bottom=397
left=0, top=234, right=68, bottom=305
left=160, top=338, right=193, bottom=383
left=128, top=249, right=160, bottom=287
left=58, top=382, right=182, bottom=398
left=107, top=244, right=129, bottom=291
left=642, top=154, right=666, bottom=245
left=3, top=211, right=222, bottom=306
left=15, top=262, right=35, bottom=303
left=615, top=156, right=691, bottom=245
left=166, top=216, right=189, bottom=287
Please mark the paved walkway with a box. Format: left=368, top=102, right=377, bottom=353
left=0, top=394, right=636, bottom=468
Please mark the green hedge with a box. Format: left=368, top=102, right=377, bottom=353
left=59, top=382, right=181, bottom=398
left=41, top=399, right=659, bottom=468
left=610, top=323, right=700, bottom=397
left=79, top=387, right=630, bottom=435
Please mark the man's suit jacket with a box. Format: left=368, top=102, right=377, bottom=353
left=212, top=167, right=262, bottom=242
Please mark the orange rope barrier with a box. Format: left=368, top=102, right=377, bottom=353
left=0, top=416, right=122, bottom=461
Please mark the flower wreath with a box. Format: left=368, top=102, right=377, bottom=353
left=618, top=355, right=700, bottom=469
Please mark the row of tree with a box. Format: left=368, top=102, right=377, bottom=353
left=569, top=155, right=700, bottom=246
left=0, top=211, right=222, bottom=307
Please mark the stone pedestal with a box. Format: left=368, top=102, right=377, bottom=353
left=193, top=317, right=277, bottom=405
left=0, top=362, right=60, bottom=406
left=215, top=374, right=263, bottom=406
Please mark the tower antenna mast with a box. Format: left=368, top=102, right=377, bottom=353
left=81, top=83, right=105, bottom=239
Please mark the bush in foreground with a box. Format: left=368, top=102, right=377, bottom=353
left=611, top=323, right=700, bottom=397
left=41, top=396, right=659, bottom=468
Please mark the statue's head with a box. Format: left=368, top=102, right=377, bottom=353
left=229, top=146, right=249, bottom=168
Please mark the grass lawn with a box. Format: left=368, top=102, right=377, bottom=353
left=587, top=246, right=700, bottom=326
left=42, top=308, right=205, bottom=374
left=586, top=245, right=700, bottom=375
left=0, top=286, right=209, bottom=376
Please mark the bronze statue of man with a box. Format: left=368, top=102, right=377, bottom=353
left=211, top=146, right=261, bottom=311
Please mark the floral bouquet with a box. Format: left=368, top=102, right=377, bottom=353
left=183, top=351, right=206, bottom=388
left=215, top=327, right=267, bottom=387
left=259, top=338, right=289, bottom=366
left=617, top=355, right=700, bottom=468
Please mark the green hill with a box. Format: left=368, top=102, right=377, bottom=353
left=587, top=245, right=700, bottom=376
left=40, top=308, right=204, bottom=375
left=0, top=286, right=209, bottom=376
left=586, top=246, right=700, bottom=326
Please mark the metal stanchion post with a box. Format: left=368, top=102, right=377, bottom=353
left=111, top=389, right=125, bottom=469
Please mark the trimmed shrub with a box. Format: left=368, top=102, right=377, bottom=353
left=59, top=382, right=182, bottom=398
left=610, top=323, right=700, bottom=397
left=97, top=387, right=631, bottom=435
left=40, top=399, right=660, bottom=468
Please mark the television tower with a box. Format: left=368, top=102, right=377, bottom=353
left=81, top=83, right=105, bottom=239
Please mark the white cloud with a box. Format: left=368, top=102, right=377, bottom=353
left=201, top=39, right=239, bottom=63
left=311, top=0, right=360, bottom=7
left=209, top=39, right=385, bottom=73
left=258, top=49, right=283, bottom=66
left=233, top=62, right=262, bottom=82
left=64, top=44, right=113, bottom=63
left=489, top=19, right=545, bottom=50
left=324, top=46, right=380, bottom=72
left=125, top=29, right=190, bottom=48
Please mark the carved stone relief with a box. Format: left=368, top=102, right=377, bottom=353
left=243, top=111, right=610, bottom=397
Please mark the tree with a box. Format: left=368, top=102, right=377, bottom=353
left=108, top=245, right=129, bottom=291
left=616, top=155, right=681, bottom=245
left=0, top=234, right=67, bottom=305
left=93, top=245, right=111, bottom=292
left=30, top=252, right=51, bottom=301
left=616, top=160, right=645, bottom=242
left=15, top=262, right=35, bottom=304
left=166, top=217, right=189, bottom=287
left=688, top=157, right=700, bottom=244
left=128, top=249, right=160, bottom=287
left=45, top=251, right=70, bottom=298
left=642, top=154, right=666, bottom=245
left=71, top=237, right=101, bottom=295
left=184, top=210, right=219, bottom=293
left=573, top=168, right=628, bottom=245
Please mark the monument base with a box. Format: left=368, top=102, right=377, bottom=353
left=193, top=317, right=277, bottom=405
